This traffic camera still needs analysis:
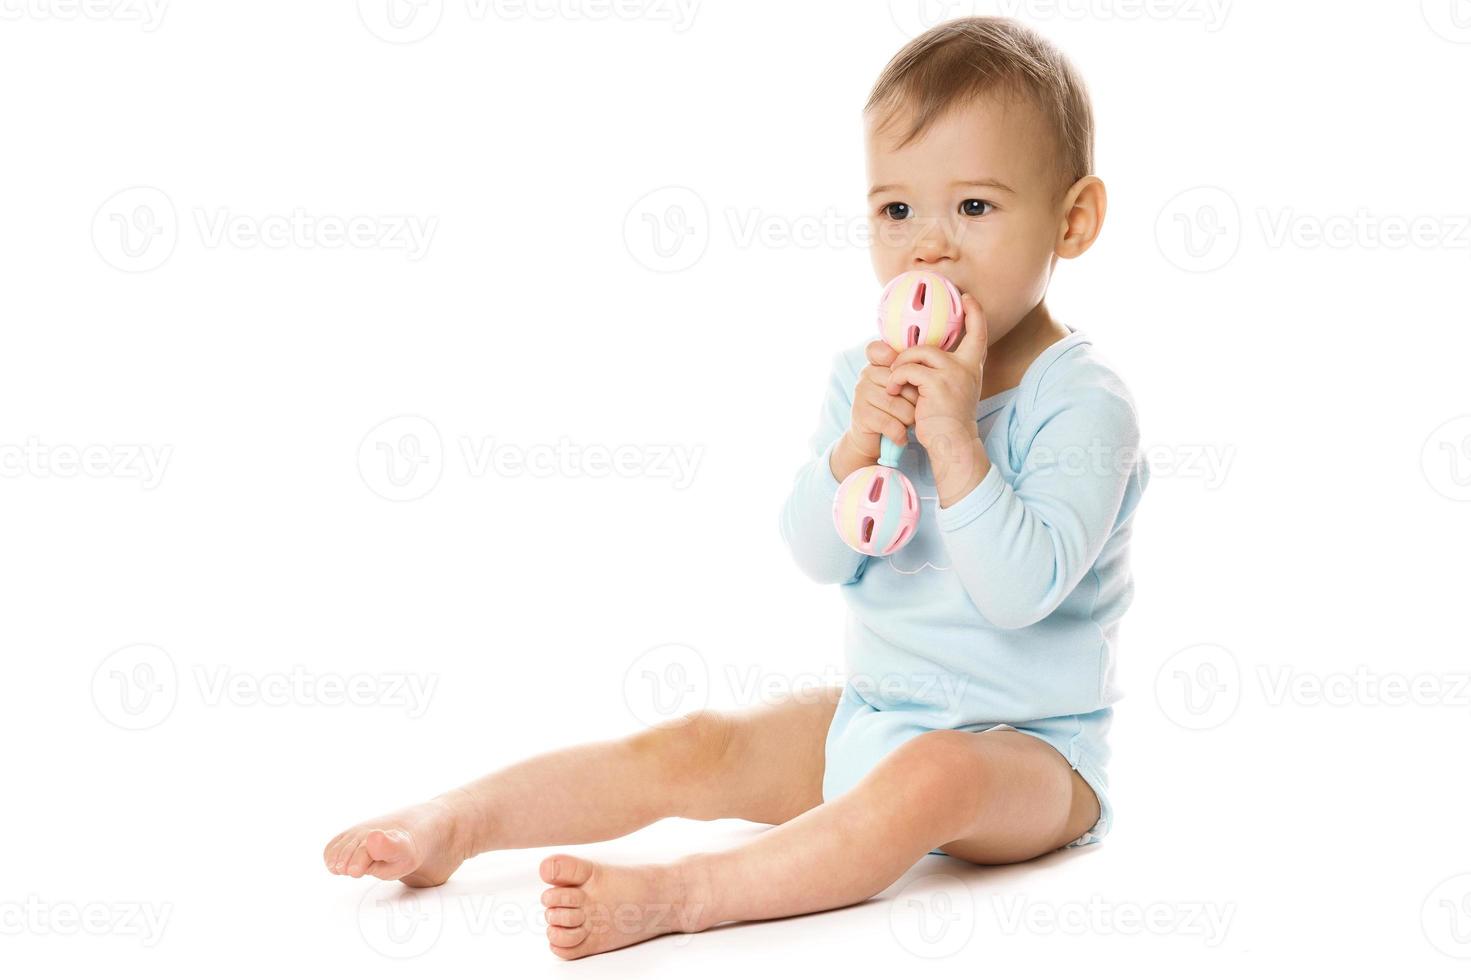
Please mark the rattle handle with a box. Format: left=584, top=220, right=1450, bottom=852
left=878, top=432, right=904, bottom=469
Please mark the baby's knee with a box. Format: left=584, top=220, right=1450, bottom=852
left=877, top=730, right=991, bottom=809
left=628, top=709, right=734, bottom=784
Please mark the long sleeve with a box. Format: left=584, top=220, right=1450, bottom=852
left=778, top=350, right=871, bottom=586
left=934, top=369, right=1141, bottom=630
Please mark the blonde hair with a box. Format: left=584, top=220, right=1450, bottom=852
left=865, top=17, right=1095, bottom=196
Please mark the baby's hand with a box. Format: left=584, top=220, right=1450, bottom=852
left=842, top=341, right=920, bottom=462
left=884, top=292, right=989, bottom=463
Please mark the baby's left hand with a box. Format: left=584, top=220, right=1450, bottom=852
left=884, top=292, right=989, bottom=458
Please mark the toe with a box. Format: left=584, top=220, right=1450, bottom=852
left=328, top=836, right=357, bottom=873
left=322, top=833, right=345, bottom=868
left=344, top=840, right=374, bottom=877
left=540, top=853, right=595, bottom=887
left=365, top=828, right=413, bottom=865
left=323, top=839, right=340, bottom=871
left=540, top=886, right=585, bottom=908
left=544, top=906, right=585, bottom=928
left=546, top=924, right=589, bottom=949
left=360, top=830, right=418, bottom=880
left=363, top=860, right=399, bottom=880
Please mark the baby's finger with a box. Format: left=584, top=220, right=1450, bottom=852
left=956, top=293, right=990, bottom=365
left=865, top=340, right=897, bottom=367
left=886, top=362, right=936, bottom=396
left=861, top=363, right=918, bottom=405
left=855, top=403, right=909, bottom=447
left=862, top=385, right=915, bottom=427
left=889, top=344, right=951, bottom=372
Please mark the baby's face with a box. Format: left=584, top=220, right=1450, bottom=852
left=865, top=93, right=1071, bottom=345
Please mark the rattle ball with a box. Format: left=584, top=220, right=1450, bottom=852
left=877, top=269, right=965, bottom=353
left=832, top=459, right=919, bottom=556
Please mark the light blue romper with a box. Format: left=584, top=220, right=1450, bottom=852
left=778, top=328, right=1149, bottom=852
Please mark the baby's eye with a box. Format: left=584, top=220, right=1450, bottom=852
left=881, top=202, right=910, bottom=221
left=960, top=199, right=994, bottom=217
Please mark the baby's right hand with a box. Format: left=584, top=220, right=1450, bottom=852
left=844, top=341, right=920, bottom=462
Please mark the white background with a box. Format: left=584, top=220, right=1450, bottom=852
left=3, top=0, right=1469, bottom=975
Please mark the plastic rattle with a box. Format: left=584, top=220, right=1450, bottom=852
left=831, top=270, right=965, bottom=556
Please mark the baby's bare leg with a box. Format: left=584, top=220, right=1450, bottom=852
left=323, top=686, right=841, bottom=885
left=538, top=728, right=1099, bottom=959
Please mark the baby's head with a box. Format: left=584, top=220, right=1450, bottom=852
left=865, top=17, right=1104, bottom=346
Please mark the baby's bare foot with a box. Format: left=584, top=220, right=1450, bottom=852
left=322, top=794, right=474, bottom=887
left=538, top=853, right=713, bottom=959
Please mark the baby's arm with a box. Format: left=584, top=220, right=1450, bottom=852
left=778, top=351, right=871, bottom=585
left=935, top=372, right=1141, bottom=630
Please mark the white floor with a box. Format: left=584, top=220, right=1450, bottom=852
left=6, top=673, right=1468, bottom=978
left=310, top=779, right=1469, bottom=977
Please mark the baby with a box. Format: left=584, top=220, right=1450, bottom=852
left=322, top=16, right=1148, bottom=960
